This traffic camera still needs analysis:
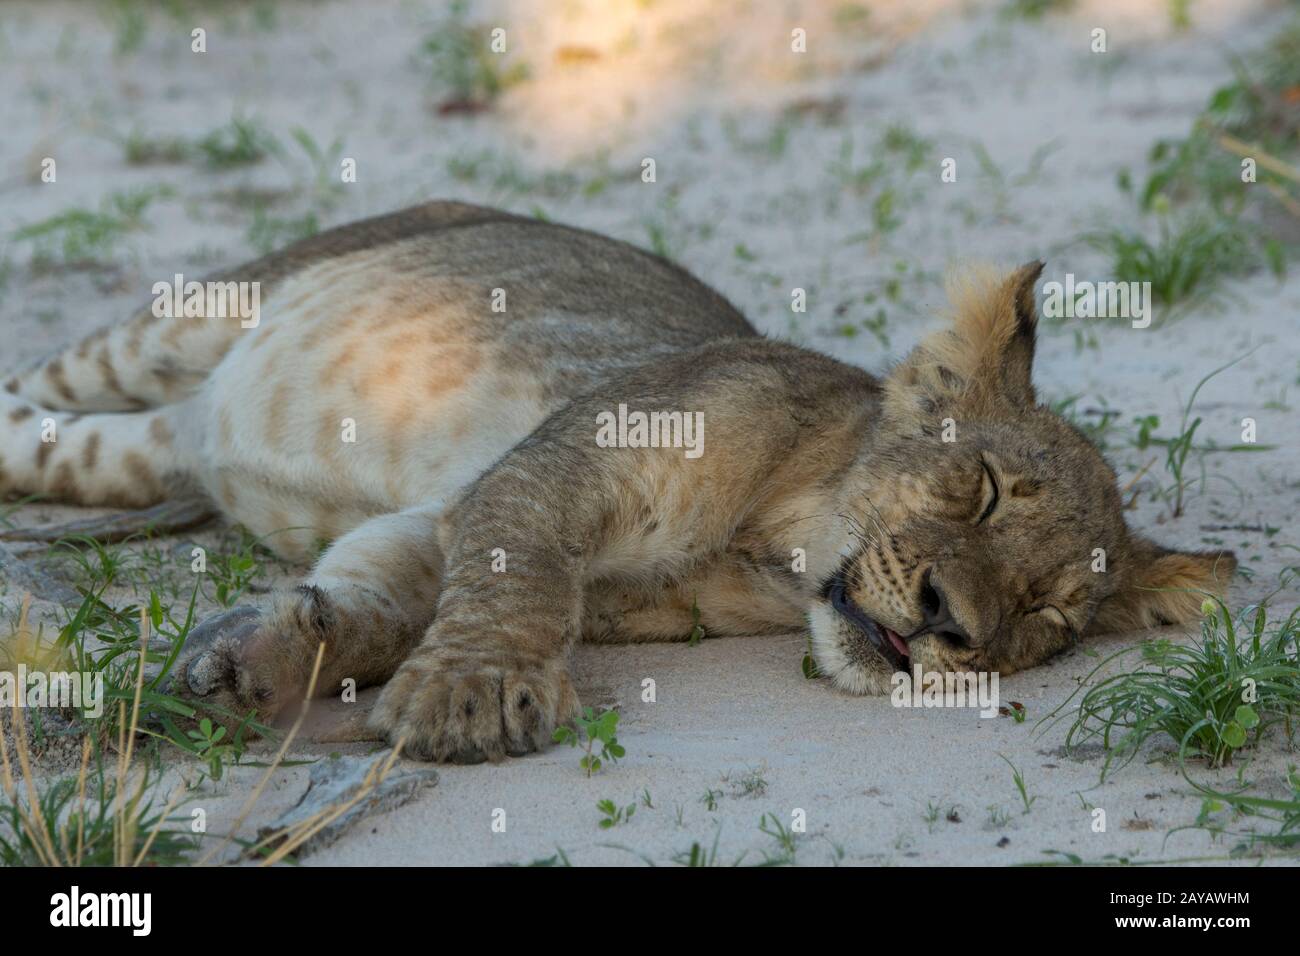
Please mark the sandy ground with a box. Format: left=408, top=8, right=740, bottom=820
left=1, top=0, right=1298, bottom=865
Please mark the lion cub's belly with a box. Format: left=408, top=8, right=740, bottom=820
left=191, top=258, right=555, bottom=559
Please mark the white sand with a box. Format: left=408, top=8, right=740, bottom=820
left=1, top=0, right=1297, bottom=865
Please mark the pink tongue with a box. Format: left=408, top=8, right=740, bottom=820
left=884, top=628, right=909, bottom=659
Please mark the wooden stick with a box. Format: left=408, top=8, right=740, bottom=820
left=1216, top=133, right=1300, bottom=183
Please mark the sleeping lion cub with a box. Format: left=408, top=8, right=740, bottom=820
left=0, top=201, right=1234, bottom=762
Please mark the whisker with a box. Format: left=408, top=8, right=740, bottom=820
left=860, top=496, right=894, bottom=541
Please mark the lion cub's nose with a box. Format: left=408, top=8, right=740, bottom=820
left=918, top=570, right=973, bottom=647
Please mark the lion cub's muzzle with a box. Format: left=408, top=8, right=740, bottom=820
left=825, top=572, right=912, bottom=671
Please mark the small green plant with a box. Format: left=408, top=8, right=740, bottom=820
left=999, top=0, right=1076, bottom=20
left=49, top=534, right=136, bottom=592
left=757, top=813, right=798, bottom=865
left=1130, top=350, right=1273, bottom=517
left=104, top=0, right=148, bottom=55
left=1046, top=600, right=1300, bottom=778
left=997, top=754, right=1037, bottom=813
left=727, top=766, right=769, bottom=798
left=0, top=750, right=198, bottom=867
left=552, top=707, right=625, bottom=777
left=210, top=551, right=258, bottom=606
left=1187, top=765, right=1300, bottom=851
left=420, top=0, right=530, bottom=111
left=246, top=207, right=319, bottom=256
left=701, top=788, right=722, bottom=811
left=860, top=307, right=890, bottom=348
left=510, top=848, right=573, bottom=867
left=196, top=116, right=278, bottom=169
left=205, top=534, right=266, bottom=607
left=687, top=596, right=706, bottom=646
left=0, top=599, right=195, bottom=866
left=282, top=127, right=346, bottom=206
left=118, top=129, right=191, bottom=165
left=970, top=139, right=1061, bottom=220
left=596, top=798, right=636, bottom=829
left=13, top=188, right=164, bottom=267
left=185, top=718, right=246, bottom=781
left=1141, top=15, right=1300, bottom=219
left=871, top=188, right=902, bottom=236
left=829, top=134, right=884, bottom=194
left=2, top=572, right=267, bottom=764
left=801, top=648, right=820, bottom=679
left=1109, top=17, right=1300, bottom=301
left=830, top=127, right=936, bottom=238
left=672, top=827, right=729, bottom=866
left=880, top=123, right=933, bottom=173
left=0, top=602, right=379, bottom=868
left=1082, top=211, right=1271, bottom=317
left=644, top=220, right=674, bottom=260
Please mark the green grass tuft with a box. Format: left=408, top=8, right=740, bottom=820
left=1047, top=601, right=1300, bottom=779
left=1082, top=211, right=1279, bottom=316
left=196, top=116, right=278, bottom=169
left=420, top=0, right=530, bottom=111
left=12, top=187, right=166, bottom=268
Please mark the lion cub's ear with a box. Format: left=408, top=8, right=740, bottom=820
left=1088, top=541, right=1237, bottom=635
left=886, top=261, right=1043, bottom=417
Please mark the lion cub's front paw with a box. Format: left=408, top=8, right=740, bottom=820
left=369, top=647, right=580, bottom=763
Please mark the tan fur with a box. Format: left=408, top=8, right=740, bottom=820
left=0, top=203, right=1234, bottom=762
left=812, top=263, right=1233, bottom=694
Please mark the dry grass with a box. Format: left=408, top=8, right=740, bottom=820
left=1, top=593, right=406, bottom=866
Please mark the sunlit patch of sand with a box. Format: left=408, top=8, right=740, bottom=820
left=490, top=0, right=1274, bottom=161
left=495, top=0, right=963, bottom=160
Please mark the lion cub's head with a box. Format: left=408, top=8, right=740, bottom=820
left=809, top=261, right=1235, bottom=694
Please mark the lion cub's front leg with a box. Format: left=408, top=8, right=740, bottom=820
left=370, top=523, right=584, bottom=763
left=370, top=357, right=849, bottom=763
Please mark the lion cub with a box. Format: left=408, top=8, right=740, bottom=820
left=0, top=202, right=1233, bottom=762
